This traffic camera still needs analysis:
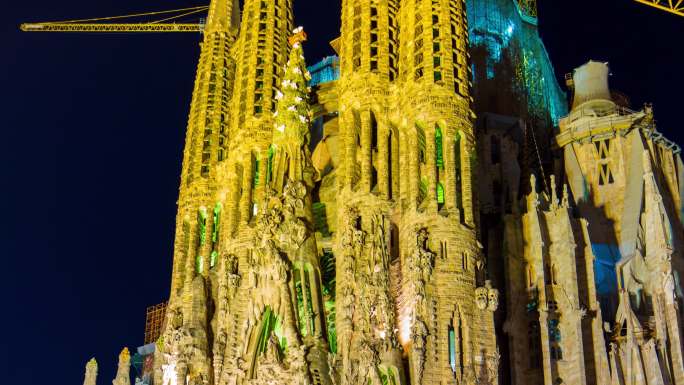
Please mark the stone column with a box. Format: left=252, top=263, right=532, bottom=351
left=239, top=159, right=252, bottom=224
left=342, top=109, right=356, bottom=189
left=426, top=123, right=437, bottom=211
left=461, top=135, right=475, bottom=226
left=410, top=124, right=421, bottom=209
left=308, top=268, right=325, bottom=337
left=538, top=311, right=554, bottom=385
left=666, top=303, right=684, bottom=385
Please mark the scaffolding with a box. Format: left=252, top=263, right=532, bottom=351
left=308, top=56, right=340, bottom=88
left=466, top=0, right=568, bottom=128
left=144, top=302, right=168, bottom=344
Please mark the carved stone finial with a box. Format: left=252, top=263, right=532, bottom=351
left=113, top=347, right=131, bottom=385
left=119, top=347, right=130, bottom=363
left=550, top=175, right=558, bottom=209
left=527, top=174, right=539, bottom=210
left=562, top=184, right=570, bottom=208
left=83, top=358, right=98, bottom=385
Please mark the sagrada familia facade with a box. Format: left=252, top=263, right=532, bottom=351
left=83, top=0, right=684, bottom=385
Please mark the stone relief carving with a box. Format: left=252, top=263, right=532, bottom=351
left=411, top=317, right=428, bottom=385
left=475, top=287, right=489, bottom=311
left=475, top=281, right=499, bottom=312
left=408, top=227, right=435, bottom=309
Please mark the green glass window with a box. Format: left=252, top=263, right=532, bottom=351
left=454, top=133, right=462, bottom=210
left=210, top=251, right=218, bottom=269
left=198, top=208, right=208, bottom=246
left=196, top=255, right=203, bottom=274
left=212, top=203, right=221, bottom=244
left=256, top=306, right=287, bottom=355
left=253, top=156, right=260, bottom=188
left=437, top=183, right=445, bottom=205
left=435, top=125, right=444, bottom=169
left=449, top=327, right=457, bottom=373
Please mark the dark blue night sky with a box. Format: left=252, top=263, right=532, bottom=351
left=1, top=0, right=681, bottom=384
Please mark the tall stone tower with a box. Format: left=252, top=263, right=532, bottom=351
left=65, top=0, right=684, bottom=384
left=332, top=0, right=499, bottom=384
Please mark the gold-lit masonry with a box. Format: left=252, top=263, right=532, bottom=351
left=21, top=2, right=684, bottom=385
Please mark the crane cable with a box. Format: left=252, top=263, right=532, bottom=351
left=39, top=5, right=209, bottom=24
left=525, top=122, right=549, bottom=194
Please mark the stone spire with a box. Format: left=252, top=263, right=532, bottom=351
left=112, top=347, right=131, bottom=385
left=270, top=27, right=316, bottom=192
left=83, top=358, right=98, bottom=385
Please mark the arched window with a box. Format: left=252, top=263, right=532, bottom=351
left=454, top=132, right=463, bottom=215
left=435, top=124, right=444, bottom=170
left=390, top=224, right=400, bottom=262
left=266, top=145, right=275, bottom=184
left=210, top=251, right=218, bottom=269
left=371, top=111, right=378, bottom=151
left=198, top=207, right=208, bottom=246
left=252, top=153, right=260, bottom=188
left=417, top=124, right=426, bottom=164
left=212, top=202, right=222, bottom=244
left=437, top=183, right=445, bottom=209
left=389, top=128, right=400, bottom=199
left=196, top=255, right=203, bottom=274
left=251, top=153, right=259, bottom=218
left=448, top=325, right=457, bottom=373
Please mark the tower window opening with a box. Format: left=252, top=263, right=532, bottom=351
left=266, top=145, right=275, bottom=184
left=454, top=133, right=463, bottom=215
left=437, top=183, right=445, bottom=209
left=448, top=326, right=457, bottom=373
left=390, top=224, right=399, bottom=261
left=417, top=125, right=426, bottom=164
left=434, top=71, right=442, bottom=82
left=371, top=113, right=378, bottom=151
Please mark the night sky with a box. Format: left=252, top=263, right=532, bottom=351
left=1, top=0, right=681, bottom=384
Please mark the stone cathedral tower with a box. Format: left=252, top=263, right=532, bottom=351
left=153, top=0, right=502, bottom=384
left=73, top=1, right=684, bottom=385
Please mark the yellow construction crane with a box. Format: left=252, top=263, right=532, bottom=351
left=634, top=0, right=684, bottom=17
left=20, top=6, right=208, bottom=33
